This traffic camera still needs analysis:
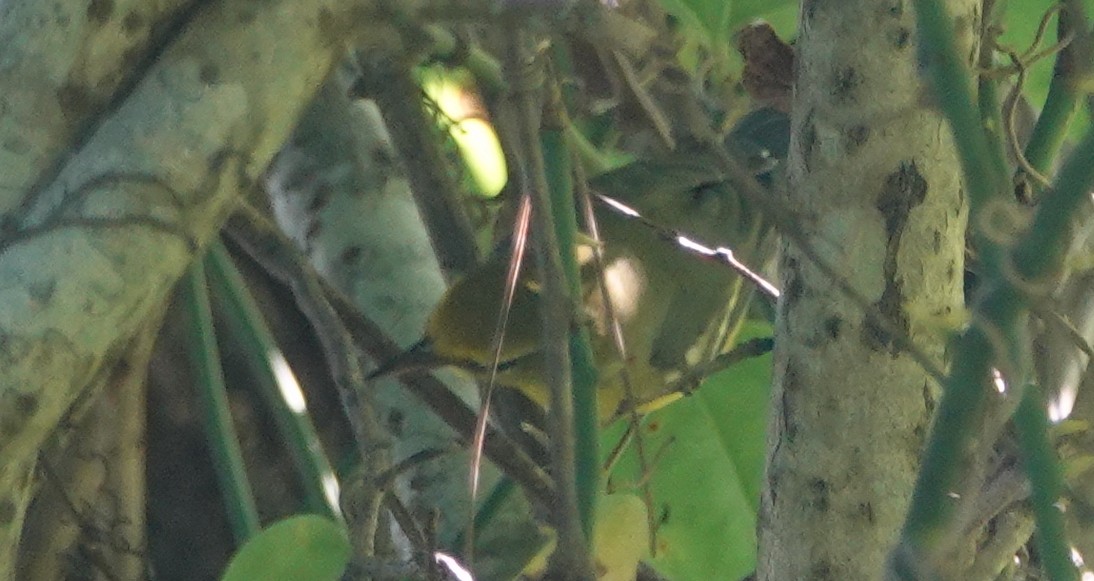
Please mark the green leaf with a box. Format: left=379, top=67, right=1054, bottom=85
left=726, top=0, right=799, bottom=35
left=221, top=515, right=350, bottom=581
left=997, top=0, right=1094, bottom=100
left=605, top=321, right=773, bottom=580
left=418, top=67, right=508, bottom=198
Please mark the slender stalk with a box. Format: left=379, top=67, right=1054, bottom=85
left=976, top=0, right=1008, bottom=190
left=179, top=262, right=261, bottom=542
left=1021, top=6, right=1084, bottom=195
left=542, top=107, right=600, bottom=544
left=901, top=122, right=1094, bottom=561
left=1013, top=384, right=1076, bottom=581
left=452, top=476, right=517, bottom=551
left=205, top=242, right=340, bottom=520
left=509, top=27, right=595, bottom=578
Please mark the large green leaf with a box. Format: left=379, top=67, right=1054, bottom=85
left=727, top=0, right=799, bottom=35
left=220, top=515, right=350, bottom=581
left=605, top=322, right=773, bottom=580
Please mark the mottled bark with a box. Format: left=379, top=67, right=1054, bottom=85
left=757, top=0, right=975, bottom=578
left=265, top=74, right=487, bottom=548
left=17, top=318, right=158, bottom=580
left=0, top=0, right=195, bottom=209
left=0, top=0, right=372, bottom=573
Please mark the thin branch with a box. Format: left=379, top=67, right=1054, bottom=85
left=225, top=205, right=554, bottom=508
left=964, top=506, right=1035, bottom=581
left=351, top=50, right=480, bottom=280
left=658, top=337, right=775, bottom=399
left=224, top=205, right=391, bottom=558
left=1020, top=2, right=1087, bottom=202
left=1013, top=384, right=1073, bottom=581
left=504, top=27, right=596, bottom=577
left=901, top=96, right=1094, bottom=570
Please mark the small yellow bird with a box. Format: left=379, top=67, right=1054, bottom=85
left=366, top=238, right=629, bottom=420
left=370, top=109, right=788, bottom=423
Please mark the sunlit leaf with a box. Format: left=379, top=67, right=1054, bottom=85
left=727, top=0, right=799, bottom=36
left=419, top=67, right=508, bottom=198
left=522, top=493, right=648, bottom=581
left=605, top=321, right=773, bottom=580
left=220, top=515, right=350, bottom=581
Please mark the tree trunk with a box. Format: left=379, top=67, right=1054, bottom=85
left=0, top=0, right=365, bottom=574
left=757, top=0, right=976, bottom=578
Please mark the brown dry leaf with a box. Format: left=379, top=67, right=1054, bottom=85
left=736, top=22, right=795, bottom=113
